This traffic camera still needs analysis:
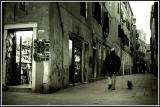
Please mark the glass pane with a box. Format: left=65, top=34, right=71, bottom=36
left=69, top=40, right=72, bottom=66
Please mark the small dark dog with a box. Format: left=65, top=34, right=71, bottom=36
left=127, top=80, right=133, bottom=89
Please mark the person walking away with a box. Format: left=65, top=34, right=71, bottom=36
left=104, top=48, right=121, bottom=90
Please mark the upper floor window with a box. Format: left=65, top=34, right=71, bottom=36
left=103, top=12, right=109, bottom=34
left=117, top=3, right=120, bottom=14
left=93, top=2, right=102, bottom=24
left=80, top=2, right=87, bottom=19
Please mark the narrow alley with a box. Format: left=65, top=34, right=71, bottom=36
left=1, top=1, right=159, bottom=106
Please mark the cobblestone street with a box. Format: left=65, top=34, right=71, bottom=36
left=2, top=73, right=158, bottom=105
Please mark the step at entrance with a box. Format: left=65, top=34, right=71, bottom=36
left=6, top=85, right=32, bottom=92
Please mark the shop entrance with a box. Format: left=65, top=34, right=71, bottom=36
left=5, top=30, right=33, bottom=86
left=69, top=39, right=82, bottom=84
left=3, top=23, right=37, bottom=90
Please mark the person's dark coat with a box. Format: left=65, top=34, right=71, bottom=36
left=104, top=51, right=121, bottom=75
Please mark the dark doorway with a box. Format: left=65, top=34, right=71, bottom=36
left=69, top=39, right=82, bottom=84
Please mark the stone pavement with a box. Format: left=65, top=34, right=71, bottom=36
left=2, top=73, right=159, bottom=105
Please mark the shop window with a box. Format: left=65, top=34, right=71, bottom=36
left=80, top=2, right=87, bottom=19
left=6, top=30, right=33, bottom=85
left=69, top=37, right=82, bottom=84
left=93, top=2, right=102, bottom=24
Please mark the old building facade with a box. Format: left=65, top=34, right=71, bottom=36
left=136, top=29, right=147, bottom=73
left=2, top=2, right=135, bottom=93
left=119, top=2, right=134, bottom=75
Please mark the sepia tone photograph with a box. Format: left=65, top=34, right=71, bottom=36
left=1, top=0, right=159, bottom=106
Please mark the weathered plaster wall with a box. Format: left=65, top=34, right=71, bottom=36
left=49, top=3, right=64, bottom=91
left=48, top=3, right=92, bottom=91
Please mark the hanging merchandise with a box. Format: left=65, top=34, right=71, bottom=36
left=34, top=39, right=50, bottom=61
